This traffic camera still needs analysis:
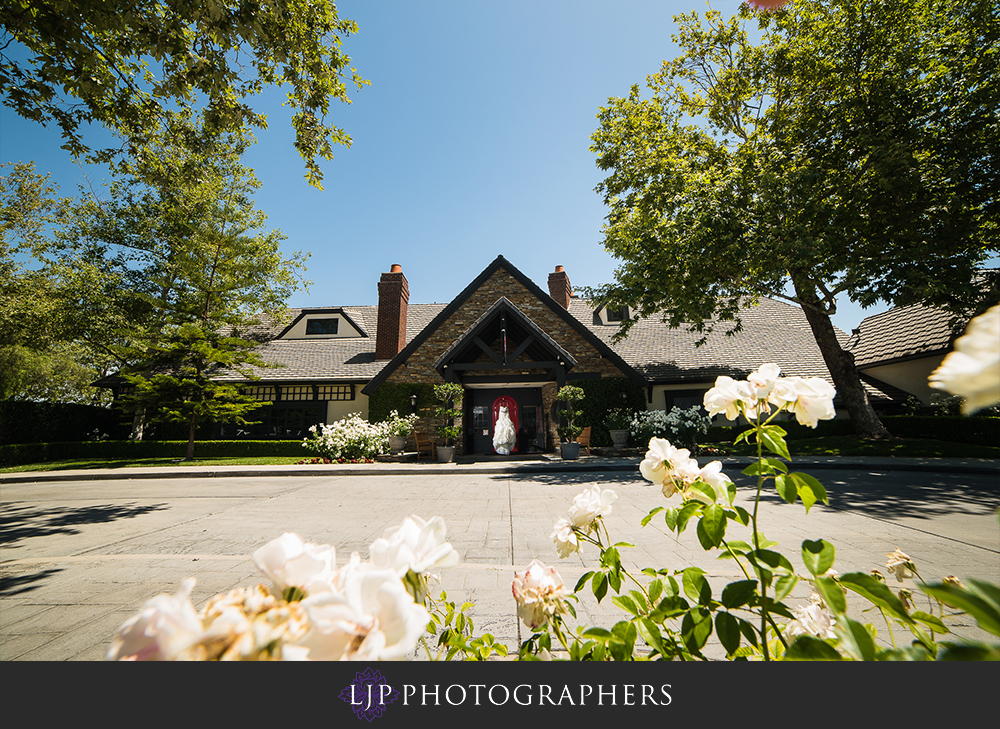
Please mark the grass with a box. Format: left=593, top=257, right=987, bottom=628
left=1, top=437, right=997, bottom=473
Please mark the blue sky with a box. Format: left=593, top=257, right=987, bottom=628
left=1, top=0, right=888, bottom=333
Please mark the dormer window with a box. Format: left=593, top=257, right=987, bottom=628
left=606, top=307, right=625, bottom=322
left=305, top=318, right=339, bottom=335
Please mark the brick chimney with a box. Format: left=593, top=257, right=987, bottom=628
left=547, top=265, right=572, bottom=309
left=375, top=264, right=409, bottom=360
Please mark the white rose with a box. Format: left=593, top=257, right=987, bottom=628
left=748, top=363, right=782, bottom=402
left=294, top=563, right=429, bottom=661
left=786, top=377, right=837, bottom=428
left=106, top=578, right=204, bottom=661
left=566, top=486, right=617, bottom=531
left=785, top=601, right=837, bottom=640
left=929, top=304, right=1000, bottom=414
left=511, top=559, right=569, bottom=630
left=252, top=532, right=337, bottom=596
left=369, top=515, right=461, bottom=577
left=703, top=376, right=754, bottom=420
left=550, top=517, right=581, bottom=559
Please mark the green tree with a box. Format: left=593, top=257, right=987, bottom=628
left=61, top=117, right=308, bottom=458
left=0, top=0, right=367, bottom=187
left=587, top=0, right=998, bottom=439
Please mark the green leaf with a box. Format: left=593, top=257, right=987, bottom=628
left=774, top=573, right=799, bottom=603
left=839, top=572, right=913, bottom=624
left=814, top=576, right=848, bottom=615
left=674, top=501, right=702, bottom=534
left=681, top=607, right=713, bottom=653
left=835, top=617, right=876, bottom=661
left=613, top=595, right=641, bottom=617
left=642, top=507, right=664, bottom=527
left=580, top=627, right=613, bottom=641
left=696, top=504, right=726, bottom=549
left=575, top=570, right=596, bottom=593
left=759, top=425, right=790, bottom=460
left=689, top=481, right=717, bottom=504
left=716, top=611, right=741, bottom=655
left=682, top=568, right=713, bottom=606
left=922, top=581, right=1000, bottom=637
left=784, top=635, right=844, bottom=661
left=648, top=578, right=664, bottom=605
left=721, top=580, right=759, bottom=609
left=639, top=618, right=669, bottom=657
left=774, top=474, right=797, bottom=504
left=801, top=539, right=836, bottom=576
left=742, top=458, right=788, bottom=476
left=910, top=611, right=949, bottom=634
left=593, top=572, right=609, bottom=603
left=663, top=508, right=679, bottom=531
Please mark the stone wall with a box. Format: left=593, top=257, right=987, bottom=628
left=383, top=267, right=631, bottom=452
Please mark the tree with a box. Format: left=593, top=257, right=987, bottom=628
left=0, top=1, right=368, bottom=187
left=587, top=0, right=999, bottom=439
left=60, top=117, right=309, bottom=458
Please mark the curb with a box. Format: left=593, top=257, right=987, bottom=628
left=2, top=456, right=998, bottom=484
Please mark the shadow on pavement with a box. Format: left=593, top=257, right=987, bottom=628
left=0, top=502, right=169, bottom=546
left=0, top=568, right=64, bottom=596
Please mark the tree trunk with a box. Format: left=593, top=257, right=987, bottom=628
left=130, top=409, right=145, bottom=441
left=790, top=277, right=893, bottom=440
left=186, top=412, right=197, bottom=461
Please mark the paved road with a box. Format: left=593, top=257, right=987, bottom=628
left=2, top=463, right=998, bottom=660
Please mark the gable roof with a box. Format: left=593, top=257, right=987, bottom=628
left=361, top=256, right=645, bottom=394
left=846, top=304, right=961, bottom=368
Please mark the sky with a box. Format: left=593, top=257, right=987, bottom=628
left=0, top=0, right=889, bottom=334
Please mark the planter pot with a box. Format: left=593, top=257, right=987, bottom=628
left=560, top=442, right=581, bottom=460
left=437, top=445, right=456, bottom=463
left=609, top=429, right=630, bottom=450
left=388, top=435, right=407, bottom=454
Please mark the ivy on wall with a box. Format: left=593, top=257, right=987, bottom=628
left=573, top=377, right=646, bottom=447
left=367, top=382, right=437, bottom=425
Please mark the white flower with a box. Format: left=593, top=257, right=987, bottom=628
left=703, top=376, right=754, bottom=420
left=785, top=376, right=837, bottom=428
left=785, top=601, right=837, bottom=640
left=696, top=460, right=733, bottom=501
left=106, top=578, right=204, bottom=661
left=885, top=548, right=917, bottom=582
left=550, top=517, right=581, bottom=558
left=748, top=363, right=782, bottom=403
left=511, top=559, right=570, bottom=629
left=566, top=486, right=617, bottom=531
left=929, top=304, right=1000, bottom=414
left=369, top=515, right=461, bottom=577
left=252, top=532, right=337, bottom=596
left=639, top=437, right=702, bottom=498
left=293, top=563, right=429, bottom=661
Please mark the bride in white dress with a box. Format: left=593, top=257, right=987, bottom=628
left=493, top=405, right=517, bottom=455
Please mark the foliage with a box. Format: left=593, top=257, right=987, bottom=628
left=367, top=382, right=435, bottom=424
left=381, top=409, right=418, bottom=438
left=0, top=342, right=114, bottom=405
left=605, top=408, right=633, bottom=431
left=574, top=377, right=646, bottom=446
left=301, top=413, right=389, bottom=461
left=0, top=401, right=129, bottom=447
left=556, top=385, right=585, bottom=442
left=0, top=438, right=305, bottom=467
left=631, top=406, right=711, bottom=450
left=433, top=383, right=464, bottom=445
left=585, top=0, right=999, bottom=440
left=0, top=0, right=368, bottom=187
left=514, top=364, right=1000, bottom=661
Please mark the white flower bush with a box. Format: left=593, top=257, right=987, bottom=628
left=630, top=406, right=711, bottom=449
left=302, top=412, right=390, bottom=461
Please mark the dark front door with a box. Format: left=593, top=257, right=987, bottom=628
left=469, top=388, right=545, bottom=454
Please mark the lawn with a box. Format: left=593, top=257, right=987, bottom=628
left=1, top=436, right=997, bottom=473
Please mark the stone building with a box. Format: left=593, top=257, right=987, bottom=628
left=193, top=255, right=923, bottom=454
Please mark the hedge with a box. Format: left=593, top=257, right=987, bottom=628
left=0, top=401, right=132, bottom=445
left=702, top=416, right=998, bottom=447
left=0, top=439, right=306, bottom=467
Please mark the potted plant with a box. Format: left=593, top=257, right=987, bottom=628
left=433, top=383, right=464, bottom=463
left=383, top=410, right=418, bottom=454
left=556, top=385, right=585, bottom=460
left=605, top=408, right=631, bottom=449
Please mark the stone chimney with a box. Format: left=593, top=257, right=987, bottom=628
left=375, top=264, right=409, bottom=360
left=547, top=265, right=572, bottom=309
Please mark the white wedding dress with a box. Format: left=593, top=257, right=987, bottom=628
left=493, top=405, right=517, bottom=455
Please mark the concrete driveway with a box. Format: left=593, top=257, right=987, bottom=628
left=2, top=462, right=998, bottom=660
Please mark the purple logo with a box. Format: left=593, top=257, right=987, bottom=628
left=339, top=668, right=400, bottom=721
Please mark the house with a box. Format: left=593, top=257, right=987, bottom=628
left=192, top=255, right=916, bottom=453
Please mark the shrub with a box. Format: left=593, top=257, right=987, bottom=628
left=301, top=414, right=389, bottom=461
left=631, top=406, right=711, bottom=450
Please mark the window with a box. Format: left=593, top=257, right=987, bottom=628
left=282, top=385, right=314, bottom=401
left=305, top=318, right=339, bottom=335
left=317, top=385, right=354, bottom=401
left=245, top=386, right=275, bottom=402
left=606, top=307, right=625, bottom=322
left=664, top=389, right=708, bottom=413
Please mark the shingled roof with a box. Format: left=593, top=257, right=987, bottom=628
left=567, top=297, right=904, bottom=402
left=846, top=304, right=962, bottom=368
